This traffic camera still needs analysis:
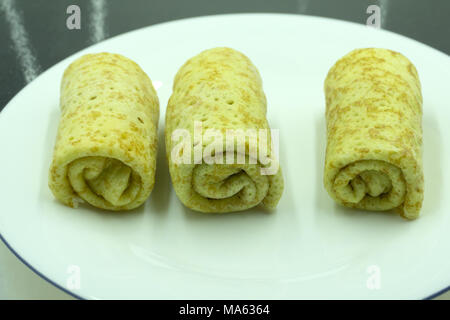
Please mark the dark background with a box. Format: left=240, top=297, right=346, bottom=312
left=0, top=0, right=449, bottom=110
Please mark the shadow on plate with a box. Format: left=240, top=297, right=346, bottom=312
left=182, top=204, right=273, bottom=222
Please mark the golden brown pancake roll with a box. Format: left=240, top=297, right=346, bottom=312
left=165, top=47, right=283, bottom=213
left=49, top=53, right=159, bottom=210
left=324, top=48, right=424, bottom=219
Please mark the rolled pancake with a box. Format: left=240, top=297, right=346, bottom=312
left=49, top=53, right=159, bottom=210
left=165, top=47, right=283, bottom=213
left=324, top=48, right=424, bottom=219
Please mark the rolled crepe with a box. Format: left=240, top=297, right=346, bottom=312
left=165, top=47, right=283, bottom=213
left=324, top=48, right=424, bottom=219
left=49, top=53, right=159, bottom=210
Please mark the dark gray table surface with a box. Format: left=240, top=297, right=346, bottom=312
left=0, top=0, right=449, bottom=110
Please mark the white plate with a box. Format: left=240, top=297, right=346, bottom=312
left=0, top=14, right=449, bottom=300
